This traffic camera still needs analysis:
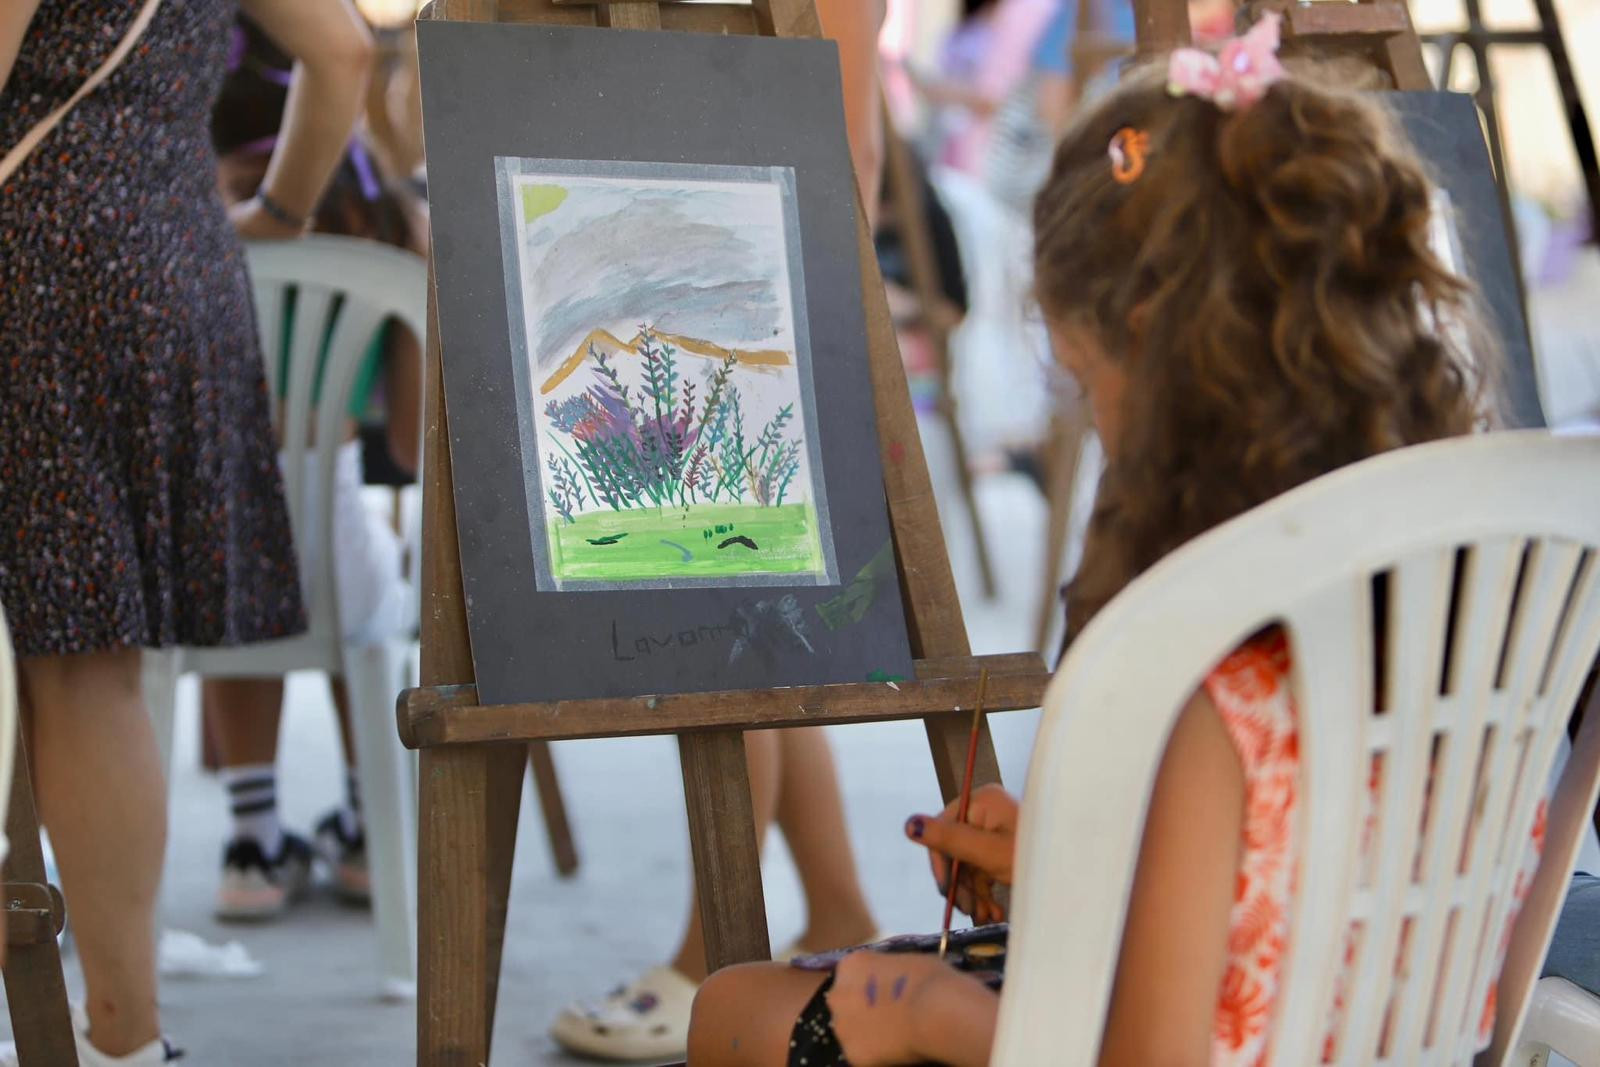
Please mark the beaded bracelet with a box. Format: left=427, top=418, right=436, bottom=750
left=256, top=190, right=307, bottom=230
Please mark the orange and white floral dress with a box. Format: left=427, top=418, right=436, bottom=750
left=1201, top=630, right=1545, bottom=1066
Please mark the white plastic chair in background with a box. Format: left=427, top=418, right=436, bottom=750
left=993, top=432, right=1600, bottom=1066
left=145, top=234, right=427, bottom=1001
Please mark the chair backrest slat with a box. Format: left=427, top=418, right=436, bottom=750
left=992, top=433, right=1600, bottom=1067
left=1274, top=579, right=1373, bottom=1064
left=274, top=281, right=338, bottom=611
left=254, top=282, right=287, bottom=429
left=1337, top=548, right=1454, bottom=1064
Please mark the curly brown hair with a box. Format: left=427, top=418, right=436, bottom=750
left=1036, top=61, right=1500, bottom=642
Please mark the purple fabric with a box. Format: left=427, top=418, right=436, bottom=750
left=237, top=134, right=277, bottom=156
left=940, top=20, right=993, bottom=83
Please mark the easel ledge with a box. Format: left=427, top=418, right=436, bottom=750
left=398, top=651, right=1047, bottom=747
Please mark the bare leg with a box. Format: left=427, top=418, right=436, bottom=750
left=21, top=649, right=165, bottom=1056
left=774, top=728, right=876, bottom=951
left=670, top=731, right=781, bottom=981
left=670, top=728, right=876, bottom=982
left=204, top=676, right=285, bottom=767
left=688, top=962, right=826, bottom=1067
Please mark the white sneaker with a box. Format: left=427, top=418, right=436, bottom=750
left=0, top=1015, right=182, bottom=1065
left=549, top=965, right=699, bottom=1062
left=71, top=1033, right=183, bottom=1066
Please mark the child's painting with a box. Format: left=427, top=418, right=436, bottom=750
left=496, top=160, right=836, bottom=591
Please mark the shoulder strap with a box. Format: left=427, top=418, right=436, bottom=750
left=0, top=0, right=165, bottom=187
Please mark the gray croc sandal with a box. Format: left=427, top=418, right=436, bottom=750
left=550, top=965, right=699, bottom=1062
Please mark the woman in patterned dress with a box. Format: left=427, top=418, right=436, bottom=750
left=0, top=1, right=371, bottom=1061
left=684, top=20, right=1518, bottom=1067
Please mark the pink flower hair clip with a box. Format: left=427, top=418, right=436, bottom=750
left=1167, top=12, right=1287, bottom=111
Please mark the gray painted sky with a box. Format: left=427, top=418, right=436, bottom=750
left=515, top=177, right=796, bottom=374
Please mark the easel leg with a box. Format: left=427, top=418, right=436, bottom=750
left=2, top=726, right=79, bottom=1067
left=678, top=730, right=770, bottom=971
left=481, top=746, right=525, bottom=1045
left=418, top=743, right=523, bottom=1067
left=527, top=742, right=578, bottom=877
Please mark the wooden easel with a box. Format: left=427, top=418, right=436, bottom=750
left=403, top=2, right=1054, bottom=1063
left=1, top=732, right=79, bottom=1066
left=879, top=106, right=998, bottom=600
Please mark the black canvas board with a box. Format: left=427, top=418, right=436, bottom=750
left=1389, top=91, right=1545, bottom=428
left=418, top=19, right=916, bottom=704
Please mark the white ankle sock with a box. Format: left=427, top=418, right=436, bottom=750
left=221, top=763, right=283, bottom=857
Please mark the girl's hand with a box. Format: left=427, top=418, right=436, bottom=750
left=906, top=784, right=1019, bottom=923
left=228, top=196, right=305, bottom=241
left=826, top=951, right=953, bottom=1066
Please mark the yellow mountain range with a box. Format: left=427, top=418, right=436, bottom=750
left=539, top=328, right=791, bottom=395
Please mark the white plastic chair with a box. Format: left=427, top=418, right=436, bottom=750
left=995, top=432, right=1600, bottom=1066
left=145, top=234, right=426, bottom=1001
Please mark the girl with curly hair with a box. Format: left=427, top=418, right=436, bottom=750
left=685, top=16, right=1513, bottom=1067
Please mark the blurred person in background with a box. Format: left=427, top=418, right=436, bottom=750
left=983, top=0, right=1134, bottom=212
left=204, top=12, right=426, bottom=922
left=0, top=0, right=370, bottom=1063
left=365, top=27, right=426, bottom=186
left=905, top=0, right=1062, bottom=175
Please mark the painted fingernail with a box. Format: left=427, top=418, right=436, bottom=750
left=892, top=975, right=908, bottom=1001
left=906, top=816, right=926, bottom=839
left=866, top=975, right=878, bottom=1006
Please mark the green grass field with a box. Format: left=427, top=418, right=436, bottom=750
left=548, top=503, right=825, bottom=583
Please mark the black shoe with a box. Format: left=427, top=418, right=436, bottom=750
left=215, top=833, right=313, bottom=922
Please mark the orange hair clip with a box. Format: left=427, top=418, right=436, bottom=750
left=1108, top=127, right=1150, bottom=185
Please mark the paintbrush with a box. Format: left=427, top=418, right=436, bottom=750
left=938, top=668, right=990, bottom=961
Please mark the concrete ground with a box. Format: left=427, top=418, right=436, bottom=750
left=1, top=417, right=1052, bottom=1066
